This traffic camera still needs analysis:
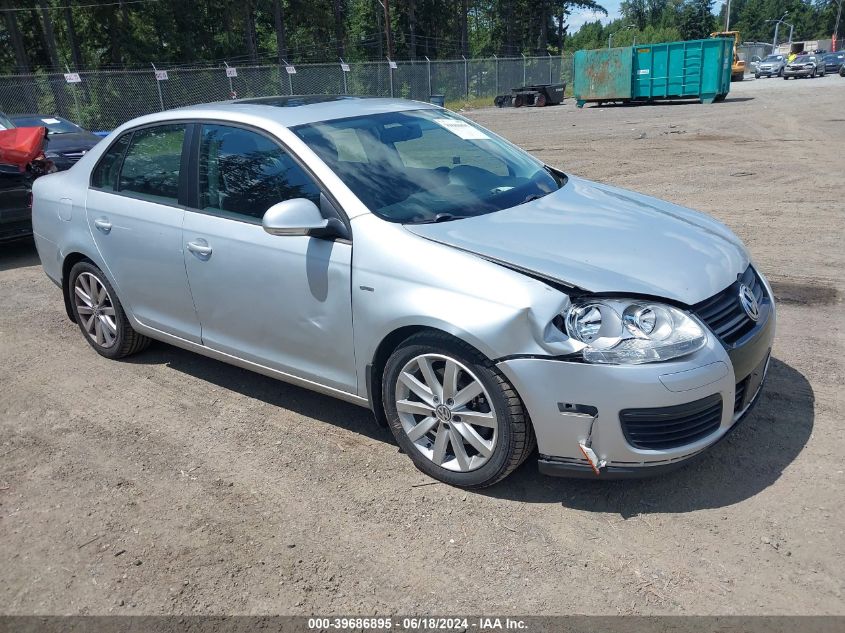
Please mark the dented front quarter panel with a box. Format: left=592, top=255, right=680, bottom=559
left=350, top=213, right=580, bottom=398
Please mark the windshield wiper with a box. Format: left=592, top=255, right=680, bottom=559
left=411, top=212, right=463, bottom=224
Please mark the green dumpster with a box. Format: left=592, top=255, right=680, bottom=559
left=574, top=38, right=733, bottom=107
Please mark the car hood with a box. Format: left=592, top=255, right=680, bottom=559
left=404, top=176, right=748, bottom=305
left=44, top=132, right=101, bottom=152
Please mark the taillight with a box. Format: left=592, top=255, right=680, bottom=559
left=28, top=193, right=33, bottom=209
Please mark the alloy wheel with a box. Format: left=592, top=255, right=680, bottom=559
left=394, top=353, right=498, bottom=472
left=74, top=272, right=118, bottom=348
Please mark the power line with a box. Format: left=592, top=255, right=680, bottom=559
left=0, top=0, right=160, bottom=11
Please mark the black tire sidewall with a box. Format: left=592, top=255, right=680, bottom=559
left=382, top=335, right=519, bottom=488
left=68, top=261, right=129, bottom=359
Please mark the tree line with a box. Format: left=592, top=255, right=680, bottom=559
left=0, top=0, right=841, bottom=75
left=572, top=1, right=841, bottom=52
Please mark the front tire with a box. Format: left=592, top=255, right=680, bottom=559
left=382, top=332, right=535, bottom=488
left=68, top=261, right=151, bottom=359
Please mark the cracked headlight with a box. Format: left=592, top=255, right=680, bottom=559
left=562, top=299, right=706, bottom=364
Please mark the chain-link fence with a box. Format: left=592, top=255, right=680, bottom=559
left=738, top=43, right=775, bottom=73
left=0, top=55, right=573, bottom=132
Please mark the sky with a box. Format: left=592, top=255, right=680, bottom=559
left=567, top=0, right=623, bottom=32
left=566, top=0, right=729, bottom=33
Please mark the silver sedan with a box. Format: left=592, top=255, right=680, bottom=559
left=31, top=96, right=775, bottom=487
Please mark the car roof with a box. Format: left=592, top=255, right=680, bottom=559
left=163, top=95, right=439, bottom=128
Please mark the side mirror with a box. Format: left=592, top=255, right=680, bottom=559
left=262, top=198, right=330, bottom=237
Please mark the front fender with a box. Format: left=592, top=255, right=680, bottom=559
left=351, top=214, right=572, bottom=398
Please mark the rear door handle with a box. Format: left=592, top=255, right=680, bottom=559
left=93, top=218, right=112, bottom=233
left=186, top=240, right=212, bottom=257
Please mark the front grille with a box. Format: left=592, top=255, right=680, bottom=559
left=693, top=265, right=765, bottom=345
left=620, top=394, right=723, bottom=450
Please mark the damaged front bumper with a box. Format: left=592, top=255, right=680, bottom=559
left=497, top=310, right=774, bottom=479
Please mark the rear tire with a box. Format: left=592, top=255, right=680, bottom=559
left=382, top=332, right=535, bottom=488
left=68, top=261, right=151, bottom=359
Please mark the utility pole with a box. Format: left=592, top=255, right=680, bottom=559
left=769, top=12, right=788, bottom=53
left=835, top=0, right=843, bottom=52
left=725, top=0, right=731, bottom=31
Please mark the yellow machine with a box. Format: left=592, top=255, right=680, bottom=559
left=711, top=30, right=746, bottom=81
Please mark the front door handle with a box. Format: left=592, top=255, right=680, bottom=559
left=93, top=218, right=112, bottom=234
left=186, top=239, right=212, bottom=257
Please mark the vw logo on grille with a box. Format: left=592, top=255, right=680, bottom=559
left=738, top=283, right=759, bottom=322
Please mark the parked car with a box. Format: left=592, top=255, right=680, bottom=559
left=1, top=125, right=53, bottom=243
left=31, top=97, right=775, bottom=487
left=0, top=164, right=34, bottom=243
left=783, top=54, right=826, bottom=78
left=755, top=54, right=786, bottom=78
left=9, top=114, right=100, bottom=171
left=824, top=51, right=845, bottom=73
left=0, top=111, right=15, bottom=130
left=841, top=62, right=845, bottom=77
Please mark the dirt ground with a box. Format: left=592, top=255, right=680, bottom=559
left=2, top=76, right=843, bottom=616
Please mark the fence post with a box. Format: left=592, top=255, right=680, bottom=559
left=548, top=53, right=553, bottom=84
left=388, top=58, right=394, bottom=97
left=463, top=55, right=468, bottom=97
left=65, top=64, right=83, bottom=127
left=151, top=62, right=165, bottom=111
left=425, top=56, right=431, bottom=98
left=493, top=54, right=498, bottom=96
left=522, top=53, right=527, bottom=86
left=340, top=58, right=348, bottom=94
left=224, top=61, right=234, bottom=95
left=281, top=59, right=293, bottom=95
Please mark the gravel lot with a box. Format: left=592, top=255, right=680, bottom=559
left=2, top=76, right=843, bottom=616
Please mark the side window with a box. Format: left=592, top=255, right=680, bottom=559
left=118, top=124, right=186, bottom=204
left=199, top=124, right=321, bottom=222
left=91, top=132, right=131, bottom=191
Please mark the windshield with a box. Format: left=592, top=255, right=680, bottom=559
left=292, top=109, right=564, bottom=223
left=763, top=56, right=783, bottom=62
left=794, top=56, right=811, bottom=63
left=0, top=113, right=14, bottom=130
left=11, top=115, right=82, bottom=134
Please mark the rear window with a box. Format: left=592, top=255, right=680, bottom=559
left=12, top=116, right=81, bottom=134
left=117, top=124, right=185, bottom=204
